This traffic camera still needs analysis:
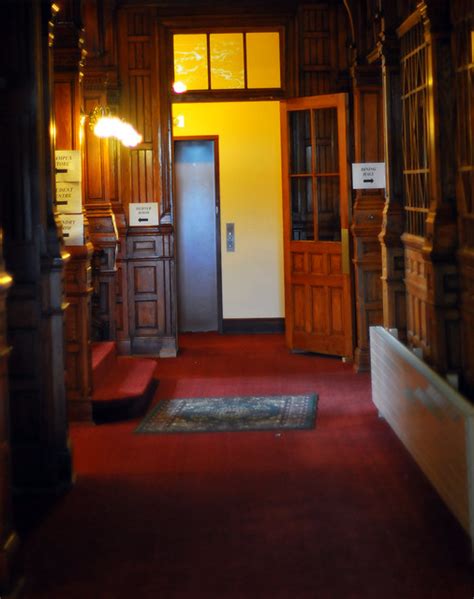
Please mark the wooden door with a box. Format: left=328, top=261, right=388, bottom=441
left=174, top=138, right=222, bottom=332
left=280, top=94, right=353, bottom=358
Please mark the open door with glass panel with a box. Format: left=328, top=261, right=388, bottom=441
left=280, top=94, right=353, bottom=358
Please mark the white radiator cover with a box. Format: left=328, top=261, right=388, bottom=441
left=370, top=326, right=474, bottom=552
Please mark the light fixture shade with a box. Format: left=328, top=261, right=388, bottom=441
left=89, top=106, right=142, bottom=147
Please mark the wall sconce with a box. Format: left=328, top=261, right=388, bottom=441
left=173, top=114, right=185, bottom=128
left=88, top=106, right=143, bottom=148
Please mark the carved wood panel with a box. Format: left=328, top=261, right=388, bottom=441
left=118, top=7, right=163, bottom=217
left=126, top=228, right=176, bottom=355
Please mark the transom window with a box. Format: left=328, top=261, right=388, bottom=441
left=173, top=31, right=282, bottom=92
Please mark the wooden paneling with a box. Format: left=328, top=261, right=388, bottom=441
left=63, top=246, right=94, bottom=421
left=296, top=2, right=351, bottom=96
left=118, top=7, right=163, bottom=218
left=452, top=0, right=474, bottom=396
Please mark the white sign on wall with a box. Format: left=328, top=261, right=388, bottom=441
left=55, top=150, right=82, bottom=182
left=351, top=162, right=386, bottom=189
left=129, top=202, right=159, bottom=226
left=55, top=181, right=82, bottom=213
left=59, top=214, right=84, bottom=246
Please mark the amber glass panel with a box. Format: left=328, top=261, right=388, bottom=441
left=246, top=32, right=281, bottom=88
left=291, top=177, right=314, bottom=240
left=289, top=111, right=311, bottom=174
left=210, top=33, right=244, bottom=89
left=317, top=177, right=341, bottom=241
left=173, top=34, right=208, bottom=90
left=313, top=108, right=339, bottom=173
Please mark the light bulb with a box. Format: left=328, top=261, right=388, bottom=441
left=173, top=81, right=187, bottom=94
left=93, top=116, right=115, bottom=138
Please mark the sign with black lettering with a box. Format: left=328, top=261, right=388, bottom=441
left=59, top=214, right=84, bottom=246
left=55, top=181, right=82, bottom=213
left=351, top=162, right=386, bottom=189
left=55, top=150, right=82, bottom=182
left=129, top=202, right=159, bottom=226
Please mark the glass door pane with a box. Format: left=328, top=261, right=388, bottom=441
left=313, top=107, right=341, bottom=241
left=289, top=110, right=311, bottom=174
left=291, top=177, right=313, bottom=240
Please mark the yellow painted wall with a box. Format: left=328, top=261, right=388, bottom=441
left=172, top=101, right=284, bottom=318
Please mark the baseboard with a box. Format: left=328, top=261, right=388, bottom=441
left=222, top=318, right=285, bottom=334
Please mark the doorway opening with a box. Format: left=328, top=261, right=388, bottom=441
left=174, top=137, right=223, bottom=333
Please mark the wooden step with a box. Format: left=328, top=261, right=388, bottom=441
left=91, top=343, right=158, bottom=423
left=91, top=341, right=117, bottom=391
left=92, top=359, right=157, bottom=423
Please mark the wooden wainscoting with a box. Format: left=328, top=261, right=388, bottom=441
left=126, top=227, right=177, bottom=357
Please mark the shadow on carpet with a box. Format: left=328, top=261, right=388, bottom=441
left=135, top=394, right=318, bottom=434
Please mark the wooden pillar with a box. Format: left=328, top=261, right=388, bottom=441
left=0, top=232, right=21, bottom=597
left=0, top=2, right=73, bottom=492
left=397, top=1, right=460, bottom=375
left=350, top=64, right=385, bottom=371
left=374, top=31, right=407, bottom=340
left=53, top=0, right=94, bottom=422
left=117, top=7, right=177, bottom=357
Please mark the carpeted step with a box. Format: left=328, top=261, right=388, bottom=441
left=92, top=356, right=158, bottom=423
left=91, top=341, right=117, bottom=391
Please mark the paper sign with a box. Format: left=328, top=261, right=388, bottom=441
left=55, top=181, right=82, bottom=213
left=55, top=150, right=82, bottom=182
left=59, top=214, right=84, bottom=246
left=351, top=162, right=386, bottom=189
left=129, top=202, right=159, bottom=226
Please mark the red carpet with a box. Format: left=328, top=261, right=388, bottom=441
left=19, top=334, right=474, bottom=598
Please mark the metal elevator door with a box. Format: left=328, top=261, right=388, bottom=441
left=174, top=138, right=221, bottom=332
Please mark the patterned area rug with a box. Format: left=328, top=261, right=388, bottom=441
left=135, top=394, right=318, bottom=434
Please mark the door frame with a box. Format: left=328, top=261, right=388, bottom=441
left=173, top=135, right=223, bottom=333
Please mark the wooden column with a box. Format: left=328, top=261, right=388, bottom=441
left=0, top=233, right=21, bottom=597
left=451, top=0, right=474, bottom=397
left=0, top=2, right=73, bottom=492
left=398, top=1, right=460, bottom=375
left=54, top=0, right=94, bottom=422
left=350, top=64, right=385, bottom=371
left=82, top=1, right=119, bottom=345
left=374, top=31, right=407, bottom=340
